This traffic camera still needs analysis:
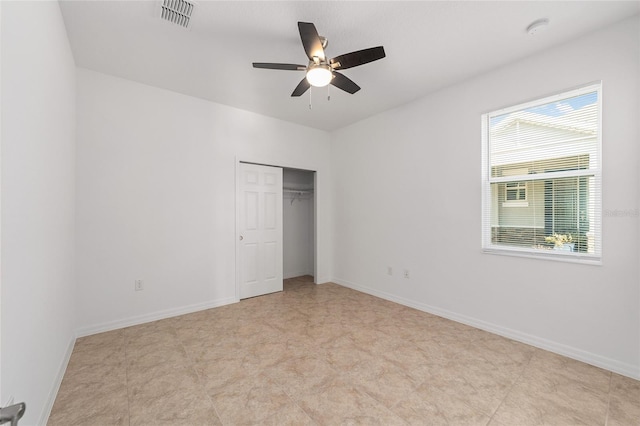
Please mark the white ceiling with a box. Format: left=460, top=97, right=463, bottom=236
left=59, top=1, right=639, bottom=131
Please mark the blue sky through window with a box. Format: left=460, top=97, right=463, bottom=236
left=490, top=91, right=597, bottom=127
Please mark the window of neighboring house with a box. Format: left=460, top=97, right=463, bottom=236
left=505, top=182, right=527, bottom=202
left=481, top=83, right=602, bottom=264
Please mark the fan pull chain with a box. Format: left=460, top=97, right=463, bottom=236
left=309, top=87, right=312, bottom=110
left=327, top=84, right=331, bottom=101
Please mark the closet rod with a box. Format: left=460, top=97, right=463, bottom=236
left=283, top=188, right=313, bottom=193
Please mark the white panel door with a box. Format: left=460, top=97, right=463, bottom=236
left=239, top=163, right=283, bottom=299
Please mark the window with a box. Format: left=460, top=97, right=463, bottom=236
left=505, top=182, right=527, bottom=201
left=481, top=83, right=602, bottom=263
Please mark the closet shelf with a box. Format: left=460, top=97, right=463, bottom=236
left=283, top=188, right=313, bottom=194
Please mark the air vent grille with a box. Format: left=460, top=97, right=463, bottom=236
left=160, top=0, right=195, bottom=28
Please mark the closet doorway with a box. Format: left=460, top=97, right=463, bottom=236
left=282, top=168, right=315, bottom=281
left=236, top=161, right=317, bottom=300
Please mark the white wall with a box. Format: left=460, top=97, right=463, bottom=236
left=1, top=2, right=77, bottom=424
left=75, top=69, right=332, bottom=334
left=283, top=169, right=315, bottom=279
left=331, top=16, right=640, bottom=379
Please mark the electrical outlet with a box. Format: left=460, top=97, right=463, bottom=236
left=134, top=280, right=144, bottom=291
left=387, top=266, right=393, bottom=276
left=403, top=269, right=410, bottom=279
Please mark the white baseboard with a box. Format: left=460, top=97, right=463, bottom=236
left=315, top=275, right=331, bottom=284
left=333, top=277, right=640, bottom=380
left=76, top=296, right=237, bottom=338
left=39, top=334, right=76, bottom=426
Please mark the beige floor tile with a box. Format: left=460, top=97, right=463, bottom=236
left=208, top=373, right=293, bottom=424
left=124, top=327, right=180, bottom=352
left=49, top=276, right=638, bottom=426
left=296, top=380, right=407, bottom=425
left=447, top=341, right=531, bottom=405
left=491, top=355, right=610, bottom=426
left=72, top=329, right=125, bottom=354
left=124, top=318, right=177, bottom=339
left=423, top=357, right=516, bottom=417
left=527, top=349, right=612, bottom=393
left=127, top=363, right=221, bottom=425
left=391, top=382, right=490, bottom=425
left=259, top=402, right=316, bottom=425
left=267, top=353, right=341, bottom=397
left=379, top=340, right=442, bottom=381
left=48, top=379, right=129, bottom=426
left=63, top=347, right=126, bottom=383
left=193, top=354, right=255, bottom=395
left=126, top=342, right=191, bottom=373
left=240, top=337, right=314, bottom=373
left=491, top=384, right=607, bottom=425
left=128, top=365, right=201, bottom=397
left=129, top=387, right=221, bottom=426
left=468, top=333, right=536, bottom=367
left=374, top=320, right=428, bottom=341
left=49, top=337, right=129, bottom=425
left=410, top=330, right=470, bottom=361
left=48, top=402, right=128, bottom=426
left=322, top=335, right=378, bottom=373
left=351, top=360, right=422, bottom=409
left=607, top=373, right=640, bottom=426
left=171, top=317, right=231, bottom=343
left=71, top=340, right=125, bottom=363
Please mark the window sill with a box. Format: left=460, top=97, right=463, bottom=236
left=482, top=246, right=602, bottom=265
left=502, top=201, right=529, bottom=208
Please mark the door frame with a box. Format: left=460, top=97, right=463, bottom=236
left=235, top=157, right=319, bottom=301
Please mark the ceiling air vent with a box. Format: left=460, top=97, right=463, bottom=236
left=160, top=0, right=195, bottom=29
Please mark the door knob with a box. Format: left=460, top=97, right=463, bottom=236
left=239, top=235, right=244, bottom=241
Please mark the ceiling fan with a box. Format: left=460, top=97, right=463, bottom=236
left=252, top=22, right=386, bottom=97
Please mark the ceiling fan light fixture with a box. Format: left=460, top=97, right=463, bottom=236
left=252, top=22, right=385, bottom=97
left=306, top=64, right=333, bottom=87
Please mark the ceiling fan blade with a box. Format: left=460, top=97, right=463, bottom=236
left=330, top=46, right=386, bottom=70
left=330, top=72, right=361, bottom=94
left=298, top=22, right=325, bottom=61
left=253, top=63, right=306, bottom=71
left=291, top=78, right=311, bottom=97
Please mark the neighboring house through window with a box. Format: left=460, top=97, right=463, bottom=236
left=481, top=83, right=602, bottom=263
left=505, top=181, right=527, bottom=202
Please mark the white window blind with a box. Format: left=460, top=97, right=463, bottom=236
left=481, top=84, right=602, bottom=263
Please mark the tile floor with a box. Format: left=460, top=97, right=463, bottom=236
left=49, top=276, right=640, bottom=425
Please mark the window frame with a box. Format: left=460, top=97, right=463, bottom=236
left=481, top=83, right=602, bottom=265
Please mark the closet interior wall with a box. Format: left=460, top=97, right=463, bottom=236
left=282, top=168, right=315, bottom=280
